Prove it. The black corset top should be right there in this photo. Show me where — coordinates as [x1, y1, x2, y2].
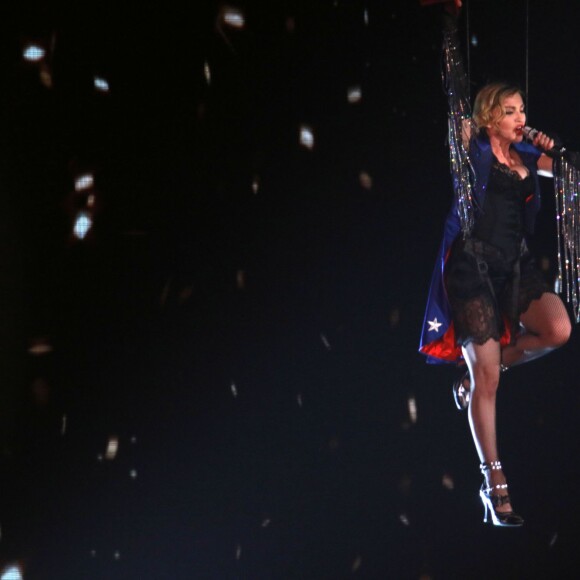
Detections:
[472, 157, 535, 264]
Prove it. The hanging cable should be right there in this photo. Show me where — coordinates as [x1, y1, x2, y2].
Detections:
[525, 0, 530, 111]
[465, 0, 471, 100]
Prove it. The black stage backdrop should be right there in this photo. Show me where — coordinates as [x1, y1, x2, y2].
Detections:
[0, 1, 580, 578]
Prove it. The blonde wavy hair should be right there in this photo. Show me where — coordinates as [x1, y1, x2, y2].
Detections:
[472, 82, 525, 133]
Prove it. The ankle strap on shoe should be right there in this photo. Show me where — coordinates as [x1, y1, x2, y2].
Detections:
[480, 461, 502, 473]
[483, 483, 508, 493]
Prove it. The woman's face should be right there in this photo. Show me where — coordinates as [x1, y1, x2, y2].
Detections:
[489, 93, 526, 143]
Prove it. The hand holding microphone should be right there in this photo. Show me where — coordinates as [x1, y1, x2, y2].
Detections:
[523, 126, 561, 157]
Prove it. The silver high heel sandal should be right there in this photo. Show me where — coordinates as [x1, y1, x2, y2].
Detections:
[479, 461, 524, 527]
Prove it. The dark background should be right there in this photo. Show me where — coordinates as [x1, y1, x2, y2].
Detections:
[1, 0, 580, 578]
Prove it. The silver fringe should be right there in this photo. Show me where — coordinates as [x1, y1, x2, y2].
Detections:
[553, 155, 580, 321]
[443, 31, 475, 237]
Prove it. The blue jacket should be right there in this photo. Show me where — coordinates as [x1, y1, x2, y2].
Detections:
[419, 132, 542, 364]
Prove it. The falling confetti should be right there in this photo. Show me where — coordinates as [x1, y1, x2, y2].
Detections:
[251, 175, 260, 194]
[222, 7, 245, 28]
[363, 8, 369, 25]
[347, 86, 362, 104]
[0, 565, 23, 580]
[28, 337, 52, 356]
[75, 173, 94, 191]
[549, 532, 558, 548]
[204, 61, 211, 84]
[235, 544, 242, 560]
[129, 469, 138, 479]
[407, 396, 417, 424]
[299, 125, 314, 149]
[442, 473, 455, 490]
[399, 514, 410, 526]
[297, 393, 303, 407]
[352, 556, 362, 572]
[61, 414, 67, 436]
[23, 44, 46, 62]
[471, 34, 478, 47]
[39, 63, 53, 88]
[359, 171, 373, 189]
[261, 518, 271, 528]
[94, 76, 110, 92]
[320, 333, 331, 350]
[113, 551, 121, 560]
[73, 211, 93, 240]
[231, 382, 238, 397]
[105, 436, 119, 460]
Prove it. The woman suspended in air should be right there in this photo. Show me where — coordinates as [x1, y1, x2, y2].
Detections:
[419, 0, 577, 526]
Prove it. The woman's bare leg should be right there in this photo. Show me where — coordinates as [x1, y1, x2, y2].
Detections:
[462, 338, 512, 512]
[501, 293, 571, 367]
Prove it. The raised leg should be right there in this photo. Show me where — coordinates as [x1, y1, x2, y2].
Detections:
[501, 293, 571, 368]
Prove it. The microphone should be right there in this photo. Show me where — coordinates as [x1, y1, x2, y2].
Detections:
[522, 126, 566, 157]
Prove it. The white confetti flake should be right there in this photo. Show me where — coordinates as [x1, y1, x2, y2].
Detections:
[235, 544, 242, 560]
[90, 550, 96, 558]
[299, 125, 314, 149]
[399, 514, 410, 526]
[471, 34, 478, 47]
[73, 211, 93, 240]
[131, 436, 137, 444]
[75, 173, 94, 191]
[231, 382, 238, 397]
[320, 333, 331, 351]
[407, 396, 417, 424]
[113, 551, 121, 560]
[251, 176, 260, 194]
[261, 518, 271, 527]
[105, 436, 119, 460]
[61, 414, 67, 436]
[363, 8, 369, 25]
[442, 473, 455, 490]
[1, 565, 23, 580]
[352, 556, 362, 572]
[549, 532, 558, 547]
[359, 171, 373, 190]
[204, 61, 211, 84]
[223, 7, 245, 28]
[129, 469, 138, 479]
[94, 76, 110, 92]
[28, 337, 52, 356]
[347, 85, 362, 104]
[97, 454, 103, 462]
[23, 44, 45, 62]
[297, 393, 303, 407]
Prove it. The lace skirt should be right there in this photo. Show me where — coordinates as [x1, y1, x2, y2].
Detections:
[444, 237, 551, 347]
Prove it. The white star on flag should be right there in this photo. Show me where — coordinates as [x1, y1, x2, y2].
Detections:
[427, 318, 442, 332]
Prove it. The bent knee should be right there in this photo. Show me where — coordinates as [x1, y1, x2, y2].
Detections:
[543, 318, 572, 348]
